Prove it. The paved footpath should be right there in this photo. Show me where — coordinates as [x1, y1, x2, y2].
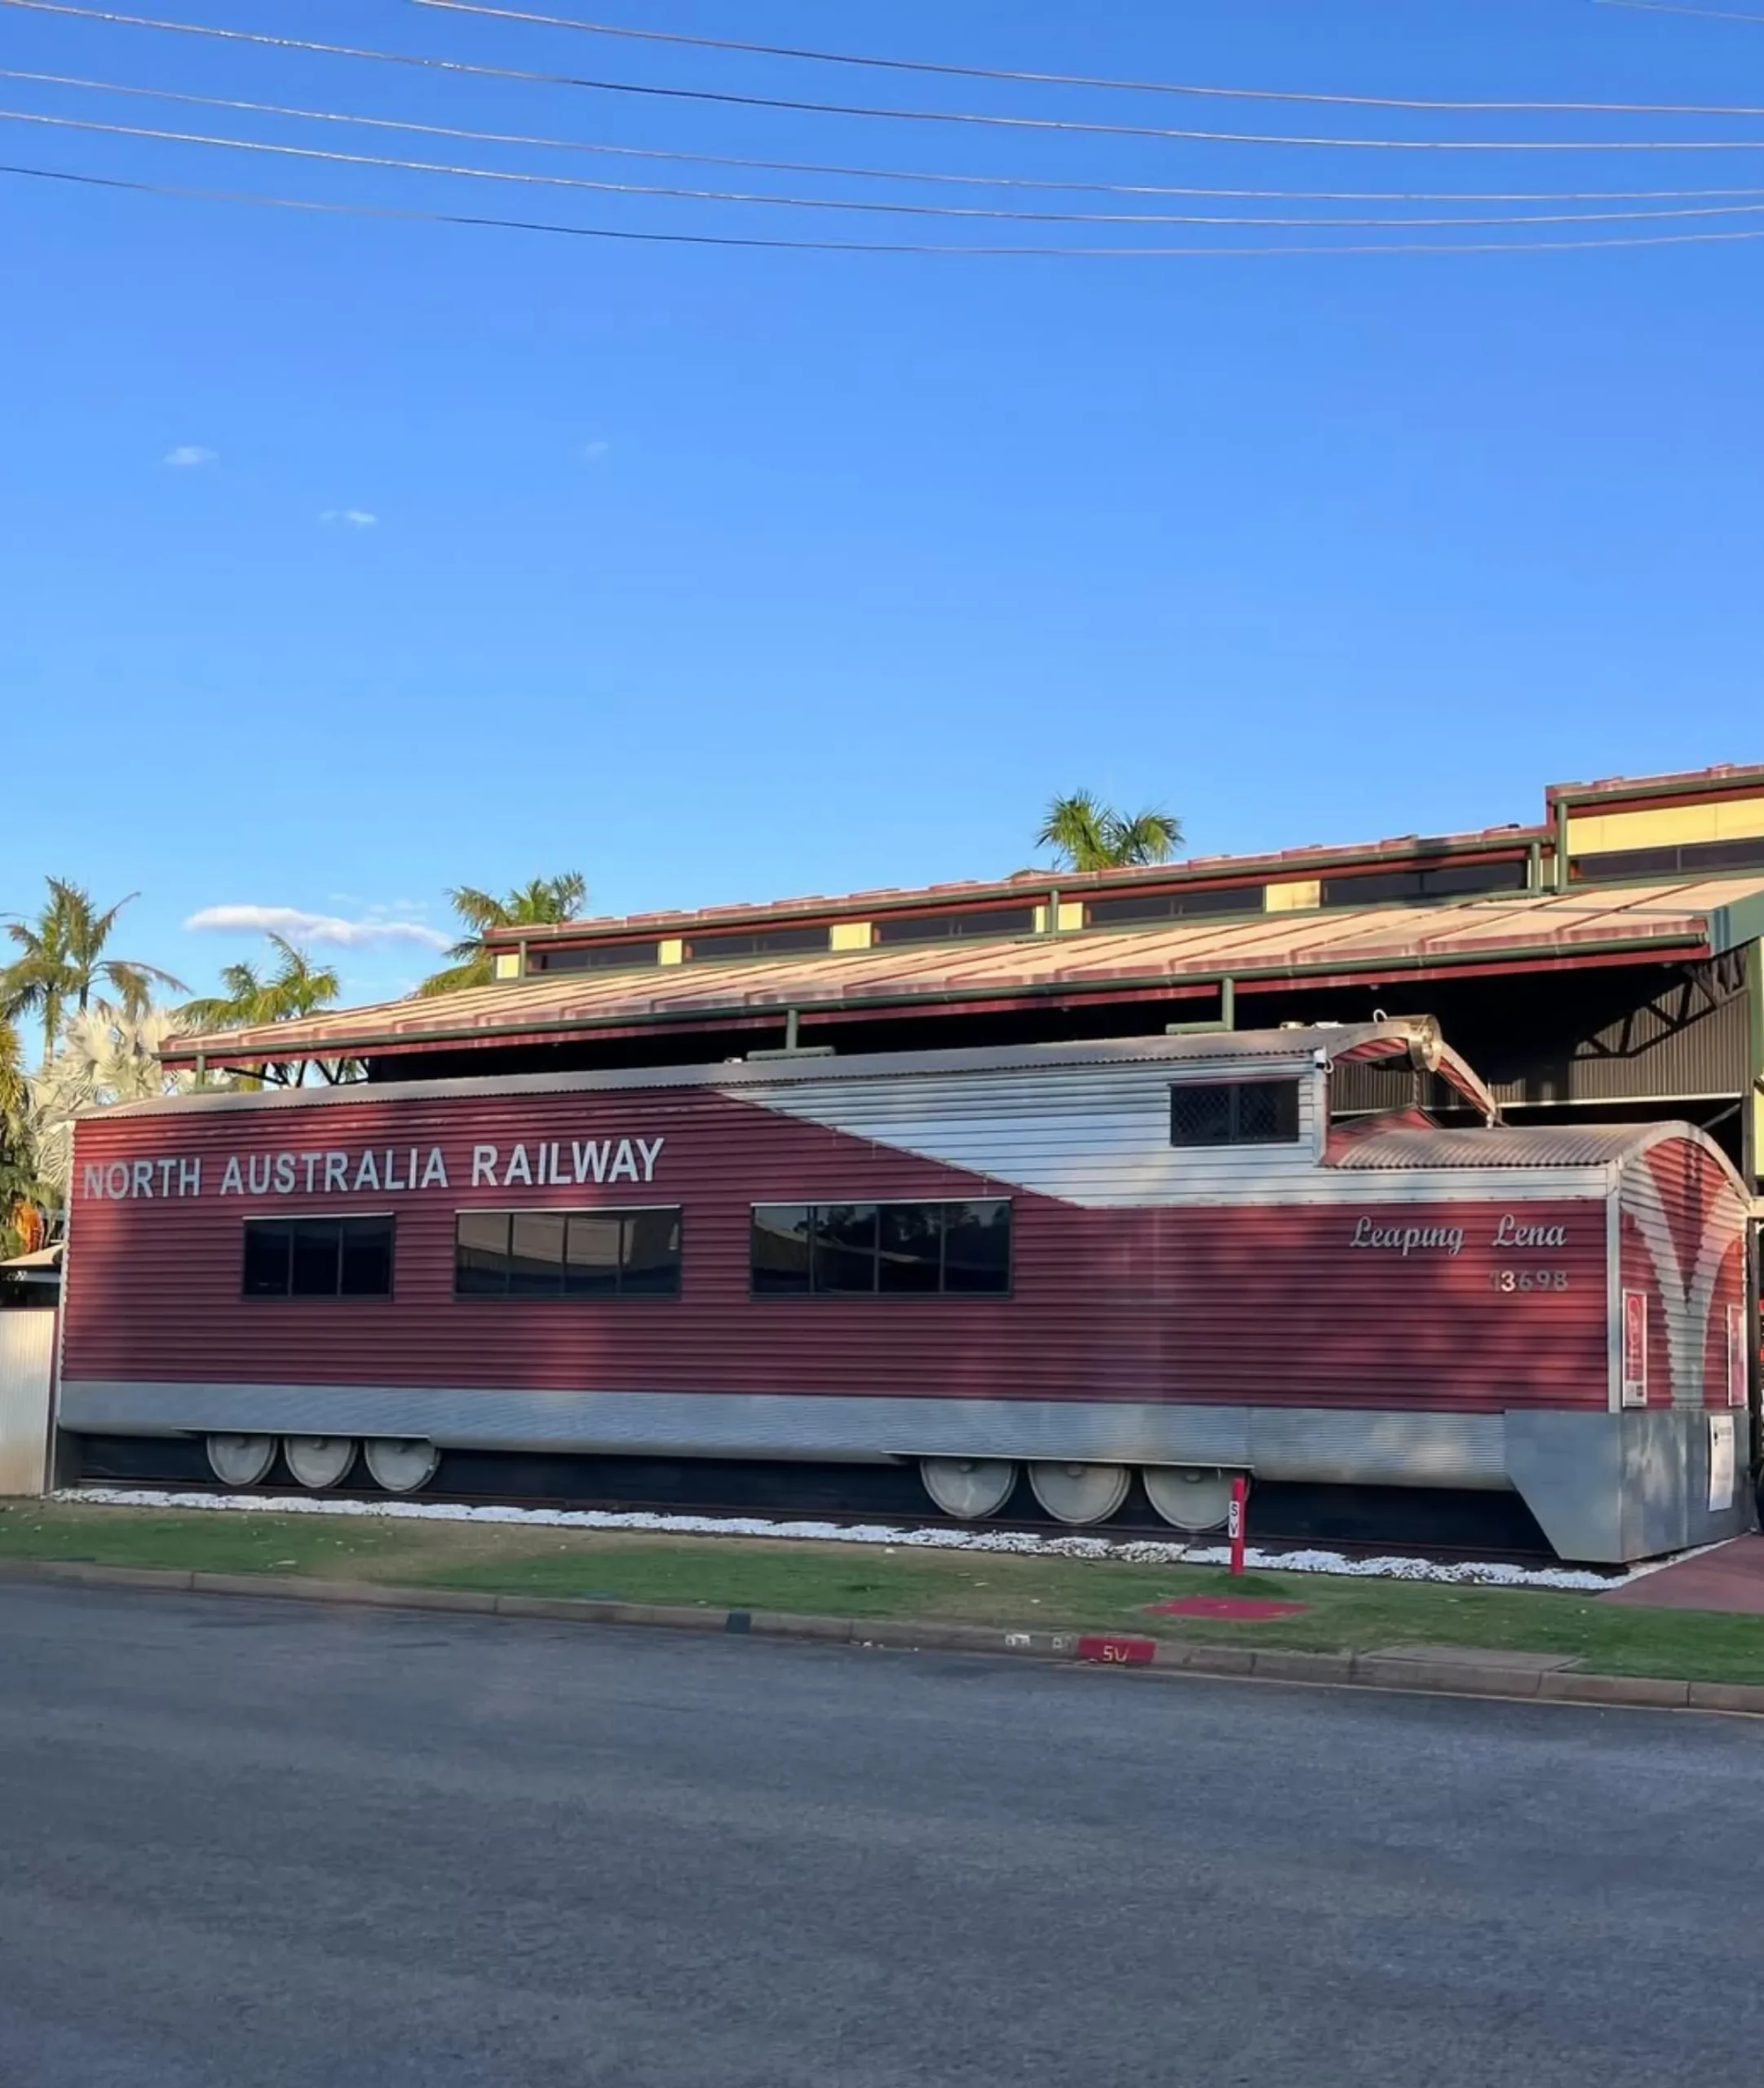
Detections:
[0, 1585, 1759, 2088]
[1602, 1532, 1764, 1614]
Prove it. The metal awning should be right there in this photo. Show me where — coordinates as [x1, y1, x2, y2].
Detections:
[161, 873, 1764, 1072]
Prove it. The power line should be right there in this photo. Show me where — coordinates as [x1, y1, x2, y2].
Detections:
[21, 104, 1764, 226]
[13, 2, 1764, 153]
[413, 0, 1764, 117]
[11, 157, 1764, 253]
[14, 65, 1764, 205]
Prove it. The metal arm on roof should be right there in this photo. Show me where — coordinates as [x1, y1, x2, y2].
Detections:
[1165, 977, 1236, 1035]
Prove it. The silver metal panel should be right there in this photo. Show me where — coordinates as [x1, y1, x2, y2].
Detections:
[1248, 1408, 1507, 1488]
[0, 1312, 56, 1497]
[1502, 1409, 1757, 1562]
[60, 1378, 1508, 1488]
[109, 1024, 1388, 1120]
[1332, 1126, 1644, 1170]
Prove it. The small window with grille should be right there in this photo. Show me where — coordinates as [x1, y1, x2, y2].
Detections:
[1169, 1079, 1302, 1148]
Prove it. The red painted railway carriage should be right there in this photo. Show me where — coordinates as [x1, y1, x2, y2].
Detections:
[59, 1020, 1753, 1563]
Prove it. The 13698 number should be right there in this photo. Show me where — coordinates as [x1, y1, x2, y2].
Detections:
[1489, 1268, 1568, 1292]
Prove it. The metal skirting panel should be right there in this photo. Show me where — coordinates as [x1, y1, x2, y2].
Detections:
[57, 1378, 1509, 1486]
[0, 1312, 56, 1497]
[1504, 1409, 1758, 1562]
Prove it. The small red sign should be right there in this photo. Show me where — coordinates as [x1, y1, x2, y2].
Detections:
[1622, 1289, 1648, 1407]
[1076, 1635, 1156, 1666]
[1144, 1596, 1309, 1621]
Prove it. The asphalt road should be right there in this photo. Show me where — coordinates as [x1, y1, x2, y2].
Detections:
[0, 1587, 1758, 2088]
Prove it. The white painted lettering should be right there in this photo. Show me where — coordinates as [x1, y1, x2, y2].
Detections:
[157, 1157, 177, 1197]
[303, 1152, 321, 1193]
[637, 1135, 665, 1182]
[104, 1161, 130, 1200]
[548, 1141, 566, 1187]
[572, 1139, 608, 1183]
[503, 1145, 533, 1187]
[421, 1148, 450, 1189]
[608, 1139, 639, 1184]
[471, 1145, 498, 1187]
[1492, 1213, 1567, 1250]
[1349, 1215, 1464, 1258]
[353, 1151, 381, 1192]
[382, 1148, 405, 1192]
[220, 1157, 244, 1196]
[82, 1164, 106, 1202]
[273, 1152, 296, 1194]
[323, 1152, 349, 1193]
[178, 1157, 201, 1197]
[246, 1155, 272, 1195]
[130, 1160, 155, 1199]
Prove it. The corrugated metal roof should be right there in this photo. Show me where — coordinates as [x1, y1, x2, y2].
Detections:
[163, 874, 1764, 1068]
[1329, 1125, 1652, 1170]
[130, 1024, 1425, 1118]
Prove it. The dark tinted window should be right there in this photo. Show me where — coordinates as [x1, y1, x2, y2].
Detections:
[243, 1217, 394, 1298]
[1320, 859, 1529, 908]
[750, 1205, 812, 1294]
[241, 1223, 292, 1297]
[878, 1203, 943, 1294]
[684, 923, 831, 961]
[815, 1204, 878, 1293]
[455, 1209, 681, 1297]
[529, 941, 661, 972]
[562, 1212, 622, 1297]
[942, 1202, 1013, 1294]
[752, 1201, 1011, 1296]
[1571, 834, 1764, 884]
[1170, 1080, 1302, 1148]
[338, 1218, 395, 1298]
[455, 1211, 511, 1295]
[621, 1210, 683, 1295]
[1085, 885, 1262, 927]
[870, 907, 1037, 946]
[510, 1211, 568, 1297]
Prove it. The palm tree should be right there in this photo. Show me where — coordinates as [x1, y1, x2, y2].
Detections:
[0, 1011, 38, 1259]
[2, 878, 185, 1067]
[183, 936, 343, 1088]
[1036, 791, 1183, 873]
[418, 872, 588, 996]
[26, 1002, 195, 1202]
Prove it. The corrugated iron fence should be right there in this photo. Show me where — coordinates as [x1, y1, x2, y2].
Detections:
[0, 1311, 55, 1496]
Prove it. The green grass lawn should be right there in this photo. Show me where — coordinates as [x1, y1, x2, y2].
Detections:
[2, 1501, 1761, 1685]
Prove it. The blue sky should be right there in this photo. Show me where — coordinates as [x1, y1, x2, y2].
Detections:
[3, 0, 1762, 1004]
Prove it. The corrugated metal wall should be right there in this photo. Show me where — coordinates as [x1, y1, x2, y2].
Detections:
[1619, 1135, 1750, 1410]
[64, 1064, 1613, 1418]
[0, 1311, 55, 1495]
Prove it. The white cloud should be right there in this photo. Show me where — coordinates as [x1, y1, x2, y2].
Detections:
[185, 904, 450, 952]
[581, 440, 609, 462]
[164, 445, 217, 467]
[319, 509, 378, 528]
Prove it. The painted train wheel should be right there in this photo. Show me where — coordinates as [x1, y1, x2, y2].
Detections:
[1028, 1461, 1130, 1527]
[919, 1457, 1017, 1521]
[206, 1433, 277, 1489]
[1143, 1466, 1234, 1533]
[283, 1436, 358, 1491]
[362, 1437, 440, 1495]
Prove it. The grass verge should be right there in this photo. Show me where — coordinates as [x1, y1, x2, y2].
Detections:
[2, 1502, 1760, 1685]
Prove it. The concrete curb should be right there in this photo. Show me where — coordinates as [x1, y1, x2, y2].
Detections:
[2, 1557, 1760, 1716]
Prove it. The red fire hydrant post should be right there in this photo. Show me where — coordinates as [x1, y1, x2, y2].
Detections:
[1227, 1475, 1249, 1577]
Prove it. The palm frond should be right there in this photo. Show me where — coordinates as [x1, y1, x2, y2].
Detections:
[1106, 808, 1183, 865]
[419, 872, 587, 995]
